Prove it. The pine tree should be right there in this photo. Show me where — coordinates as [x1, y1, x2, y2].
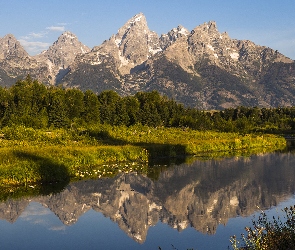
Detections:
[83, 90, 100, 124]
[48, 88, 69, 128]
[98, 90, 121, 125]
[65, 88, 85, 121]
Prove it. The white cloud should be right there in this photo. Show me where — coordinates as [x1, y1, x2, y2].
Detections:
[18, 39, 51, 54]
[20, 35, 30, 40]
[17, 22, 69, 55]
[29, 31, 48, 38]
[20, 32, 48, 41]
[57, 22, 69, 26]
[50, 225, 67, 231]
[20, 202, 52, 218]
[46, 26, 65, 32]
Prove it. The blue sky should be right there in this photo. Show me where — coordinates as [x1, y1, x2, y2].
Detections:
[0, 0, 294, 59]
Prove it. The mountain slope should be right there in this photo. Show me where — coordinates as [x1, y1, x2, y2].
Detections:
[0, 32, 90, 86]
[0, 13, 294, 109]
[34, 31, 90, 84]
[61, 14, 294, 109]
[0, 34, 48, 86]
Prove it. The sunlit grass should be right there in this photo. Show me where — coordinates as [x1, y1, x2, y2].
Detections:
[87, 124, 286, 155]
[0, 124, 287, 198]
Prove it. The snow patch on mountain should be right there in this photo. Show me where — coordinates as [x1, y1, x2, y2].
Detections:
[115, 39, 122, 47]
[207, 44, 214, 51]
[230, 52, 239, 60]
[149, 46, 162, 55]
[118, 51, 130, 66]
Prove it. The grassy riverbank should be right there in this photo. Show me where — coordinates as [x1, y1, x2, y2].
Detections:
[0, 124, 287, 197]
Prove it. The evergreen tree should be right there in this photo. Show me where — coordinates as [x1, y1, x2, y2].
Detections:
[83, 90, 100, 124]
[114, 98, 129, 126]
[48, 88, 69, 128]
[0, 86, 12, 127]
[98, 90, 121, 125]
[30, 80, 49, 128]
[65, 88, 85, 121]
[9, 79, 34, 126]
[124, 96, 140, 126]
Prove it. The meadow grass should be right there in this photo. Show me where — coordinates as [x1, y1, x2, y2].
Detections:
[0, 124, 287, 198]
[86, 124, 286, 156]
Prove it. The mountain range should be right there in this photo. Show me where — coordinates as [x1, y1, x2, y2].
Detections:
[0, 13, 294, 109]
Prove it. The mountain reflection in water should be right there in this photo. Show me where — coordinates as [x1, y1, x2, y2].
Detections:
[1, 151, 295, 248]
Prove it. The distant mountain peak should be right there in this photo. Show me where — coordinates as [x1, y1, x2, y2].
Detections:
[113, 12, 159, 66]
[176, 25, 190, 35]
[54, 31, 80, 46]
[37, 30, 90, 59]
[0, 33, 29, 60]
[61, 31, 76, 36]
[0, 34, 21, 50]
[129, 12, 145, 23]
[2, 33, 17, 41]
[192, 20, 219, 35]
[208, 21, 217, 28]
[159, 25, 190, 50]
[0, 33, 42, 82]
[1, 14, 295, 109]
[117, 12, 149, 37]
[34, 31, 90, 84]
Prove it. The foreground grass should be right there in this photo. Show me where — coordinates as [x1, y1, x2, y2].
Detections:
[0, 124, 287, 198]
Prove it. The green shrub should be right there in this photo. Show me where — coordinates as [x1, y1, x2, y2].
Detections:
[231, 206, 295, 249]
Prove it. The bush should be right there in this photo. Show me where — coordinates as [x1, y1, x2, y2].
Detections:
[231, 206, 295, 249]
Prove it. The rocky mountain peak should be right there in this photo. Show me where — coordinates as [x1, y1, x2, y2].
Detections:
[114, 12, 160, 65]
[160, 25, 190, 49]
[53, 32, 82, 48]
[40, 31, 90, 57]
[176, 25, 190, 35]
[88, 12, 161, 75]
[207, 21, 218, 33]
[115, 13, 149, 45]
[0, 33, 43, 83]
[190, 21, 220, 40]
[1, 33, 18, 44]
[57, 31, 77, 41]
[184, 21, 222, 65]
[0, 34, 29, 60]
[117, 13, 148, 34]
[34, 31, 90, 84]
[1, 14, 295, 109]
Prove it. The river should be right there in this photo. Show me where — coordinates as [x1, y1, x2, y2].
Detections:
[1, 149, 295, 249]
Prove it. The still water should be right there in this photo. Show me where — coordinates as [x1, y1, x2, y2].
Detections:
[1, 150, 295, 250]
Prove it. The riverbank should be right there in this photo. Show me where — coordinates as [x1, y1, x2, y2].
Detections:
[0, 124, 287, 197]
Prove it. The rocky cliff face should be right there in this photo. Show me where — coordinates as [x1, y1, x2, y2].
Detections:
[61, 14, 295, 109]
[0, 32, 89, 86]
[1, 153, 295, 243]
[34, 31, 90, 84]
[62, 13, 162, 92]
[0, 34, 48, 86]
[0, 13, 294, 109]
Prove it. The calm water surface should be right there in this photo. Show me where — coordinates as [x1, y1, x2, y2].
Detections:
[1, 150, 295, 250]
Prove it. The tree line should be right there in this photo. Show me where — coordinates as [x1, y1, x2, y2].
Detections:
[1, 76, 295, 133]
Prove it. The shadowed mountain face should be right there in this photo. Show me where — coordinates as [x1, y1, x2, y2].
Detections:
[1, 152, 295, 243]
[0, 13, 294, 109]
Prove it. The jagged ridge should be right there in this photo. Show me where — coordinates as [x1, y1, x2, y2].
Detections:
[0, 13, 294, 109]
